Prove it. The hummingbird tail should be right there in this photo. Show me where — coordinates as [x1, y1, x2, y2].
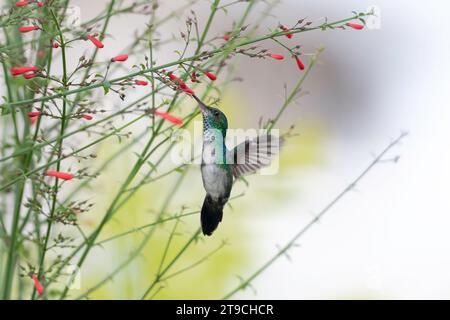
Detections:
[201, 194, 223, 236]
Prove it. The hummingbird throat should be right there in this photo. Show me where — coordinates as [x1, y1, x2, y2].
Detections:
[202, 128, 227, 166]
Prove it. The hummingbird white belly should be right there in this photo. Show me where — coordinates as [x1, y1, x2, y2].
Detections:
[201, 164, 231, 201]
[201, 141, 232, 201]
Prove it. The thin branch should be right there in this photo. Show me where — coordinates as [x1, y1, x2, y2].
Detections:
[223, 132, 408, 299]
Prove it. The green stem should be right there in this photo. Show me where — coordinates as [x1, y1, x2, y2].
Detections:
[95, 211, 199, 247]
[32, 10, 69, 300]
[222, 133, 408, 299]
[0, 114, 148, 193]
[57, 1, 225, 295]
[73, 169, 189, 300]
[267, 46, 324, 132]
[1, 30, 19, 142]
[58, 117, 165, 298]
[141, 228, 201, 299]
[161, 241, 226, 282]
[0, 86, 166, 164]
[1, 181, 25, 299]
[66, 0, 115, 116]
[0, 14, 368, 111]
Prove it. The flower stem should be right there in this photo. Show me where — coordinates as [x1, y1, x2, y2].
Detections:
[222, 132, 408, 299]
[0, 13, 369, 111]
[32, 10, 71, 299]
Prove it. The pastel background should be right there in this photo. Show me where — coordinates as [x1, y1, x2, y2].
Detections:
[9, 0, 449, 299]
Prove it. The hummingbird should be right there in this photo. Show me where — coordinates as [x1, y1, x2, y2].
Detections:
[192, 95, 281, 236]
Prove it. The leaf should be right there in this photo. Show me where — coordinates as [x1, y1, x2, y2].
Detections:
[102, 81, 111, 95]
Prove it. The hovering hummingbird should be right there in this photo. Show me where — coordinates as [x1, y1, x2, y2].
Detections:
[192, 95, 281, 236]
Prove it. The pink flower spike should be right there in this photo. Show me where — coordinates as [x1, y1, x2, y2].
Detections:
[82, 115, 93, 120]
[155, 110, 183, 126]
[24, 73, 39, 79]
[205, 71, 217, 81]
[45, 171, 75, 181]
[88, 35, 104, 49]
[346, 22, 364, 30]
[134, 79, 148, 86]
[269, 53, 285, 60]
[28, 111, 41, 118]
[15, 1, 29, 7]
[19, 26, 39, 33]
[294, 55, 305, 71]
[32, 275, 44, 296]
[10, 66, 39, 76]
[111, 54, 128, 62]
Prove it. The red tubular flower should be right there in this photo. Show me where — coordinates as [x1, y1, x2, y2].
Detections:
[191, 72, 198, 82]
[30, 115, 39, 125]
[169, 72, 187, 85]
[28, 111, 41, 117]
[168, 72, 179, 81]
[19, 26, 39, 33]
[82, 115, 93, 120]
[88, 35, 104, 49]
[45, 171, 75, 181]
[294, 55, 305, 70]
[24, 73, 39, 79]
[346, 22, 364, 30]
[269, 53, 285, 60]
[28, 112, 40, 125]
[10, 66, 39, 76]
[205, 71, 217, 81]
[155, 110, 183, 126]
[280, 25, 293, 39]
[15, 1, 29, 7]
[223, 34, 230, 41]
[135, 79, 148, 86]
[37, 1, 43, 7]
[183, 87, 195, 96]
[168, 72, 194, 95]
[111, 54, 128, 62]
[32, 275, 44, 297]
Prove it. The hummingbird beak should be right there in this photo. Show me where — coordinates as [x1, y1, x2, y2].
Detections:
[192, 94, 208, 115]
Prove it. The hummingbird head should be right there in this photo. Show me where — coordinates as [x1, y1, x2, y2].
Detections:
[193, 95, 228, 137]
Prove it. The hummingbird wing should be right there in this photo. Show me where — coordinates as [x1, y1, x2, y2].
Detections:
[228, 134, 282, 179]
